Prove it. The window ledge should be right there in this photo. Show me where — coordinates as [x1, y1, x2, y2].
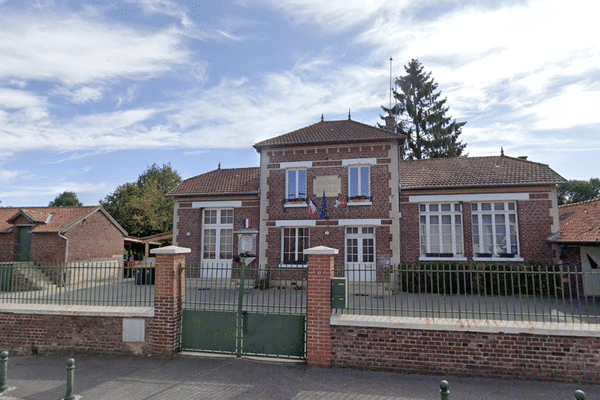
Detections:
[284, 202, 307, 208]
[348, 201, 372, 206]
[278, 264, 308, 268]
[419, 256, 467, 262]
[473, 256, 524, 262]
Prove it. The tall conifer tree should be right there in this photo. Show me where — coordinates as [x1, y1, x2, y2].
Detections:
[383, 59, 466, 159]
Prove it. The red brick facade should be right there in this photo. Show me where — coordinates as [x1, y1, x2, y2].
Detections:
[400, 186, 559, 264]
[173, 195, 261, 266]
[259, 139, 402, 271]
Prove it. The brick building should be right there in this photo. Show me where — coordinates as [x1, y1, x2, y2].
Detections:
[0, 206, 126, 264]
[168, 116, 565, 277]
[550, 198, 600, 295]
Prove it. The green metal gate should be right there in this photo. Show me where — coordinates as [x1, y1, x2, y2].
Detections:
[180, 262, 307, 359]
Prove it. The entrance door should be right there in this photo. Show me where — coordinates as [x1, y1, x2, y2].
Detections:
[345, 227, 376, 282]
[201, 209, 233, 279]
[581, 247, 600, 296]
[17, 227, 32, 261]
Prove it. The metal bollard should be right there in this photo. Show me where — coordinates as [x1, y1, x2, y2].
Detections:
[439, 380, 450, 400]
[64, 358, 75, 400]
[0, 351, 8, 392]
[574, 390, 587, 400]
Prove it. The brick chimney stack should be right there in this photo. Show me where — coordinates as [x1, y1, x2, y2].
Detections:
[384, 114, 396, 133]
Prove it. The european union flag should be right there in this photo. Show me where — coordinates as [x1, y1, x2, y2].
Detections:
[319, 192, 328, 219]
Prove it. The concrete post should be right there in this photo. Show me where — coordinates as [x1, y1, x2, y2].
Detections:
[304, 246, 338, 368]
[150, 245, 190, 356]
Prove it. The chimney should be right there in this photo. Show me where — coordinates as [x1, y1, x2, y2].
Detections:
[384, 114, 395, 133]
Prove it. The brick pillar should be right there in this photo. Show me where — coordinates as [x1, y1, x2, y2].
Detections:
[150, 245, 190, 356]
[305, 246, 338, 368]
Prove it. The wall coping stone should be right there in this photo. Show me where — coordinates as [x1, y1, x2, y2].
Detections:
[331, 314, 600, 337]
[304, 246, 339, 255]
[0, 303, 154, 317]
[150, 245, 191, 255]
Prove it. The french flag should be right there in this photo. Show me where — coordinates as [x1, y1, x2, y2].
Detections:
[307, 197, 318, 219]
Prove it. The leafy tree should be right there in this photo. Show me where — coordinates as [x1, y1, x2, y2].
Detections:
[382, 59, 467, 159]
[558, 178, 600, 205]
[48, 191, 83, 207]
[100, 163, 182, 237]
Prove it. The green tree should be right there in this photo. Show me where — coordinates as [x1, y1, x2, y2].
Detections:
[48, 191, 83, 207]
[100, 163, 182, 237]
[558, 178, 600, 205]
[382, 59, 466, 159]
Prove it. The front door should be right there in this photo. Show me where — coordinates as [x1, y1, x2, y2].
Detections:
[581, 247, 600, 296]
[17, 227, 32, 261]
[345, 226, 376, 282]
[201, 209, 234, 278]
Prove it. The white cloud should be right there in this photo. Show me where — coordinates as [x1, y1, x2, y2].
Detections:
[0, 170, 25, 183]
[266, 0, 400, 32]
[0, 182, 109, 201]
[0, 13, 190, 86]
[53, 86, 105, 104]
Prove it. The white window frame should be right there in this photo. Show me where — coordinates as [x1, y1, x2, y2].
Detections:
[419, 203, 465, 261]
[348, 165, 371, 203]
[286, 168, 307, 202]
[202, 209, 234, 261]
[281, 227, 309, 267]
[471, 201, 522, 261]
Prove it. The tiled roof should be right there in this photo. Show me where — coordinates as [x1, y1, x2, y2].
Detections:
[401, 156, 566, 189]
[167, 167, 260, 197]
[0, 206, 107, 233]
[554, 198, 600, 243]
[253, 119, 403, 149]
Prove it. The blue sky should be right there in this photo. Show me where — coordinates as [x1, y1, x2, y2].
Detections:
[1, 0, 599, 207]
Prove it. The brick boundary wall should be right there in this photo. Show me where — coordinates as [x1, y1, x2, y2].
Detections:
[0, 309, 153, 356]
[0, 246, 189, 358]
[330, 320, 600, 383]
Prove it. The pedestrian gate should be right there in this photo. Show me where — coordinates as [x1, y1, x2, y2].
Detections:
[180, 263, 307, 359]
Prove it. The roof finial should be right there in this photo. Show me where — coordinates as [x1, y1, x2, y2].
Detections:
[218, 162, 221, 169]
[348, 109, 351, 120]
[321, 114, 324, 122]
[500, 147, 504, 157]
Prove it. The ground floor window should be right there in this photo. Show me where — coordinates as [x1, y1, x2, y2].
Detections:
[282, 227, 309, 265]
[202, 209, 234, 261]
[419, 203, 464, 259]
[471, 201, 519, 258]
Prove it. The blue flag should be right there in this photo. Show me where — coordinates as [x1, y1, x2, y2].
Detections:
[319, 192, 328, 219]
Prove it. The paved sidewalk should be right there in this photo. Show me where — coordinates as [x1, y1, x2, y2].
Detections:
[0, 353, 597, 400]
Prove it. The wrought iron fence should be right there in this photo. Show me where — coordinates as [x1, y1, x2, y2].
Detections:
[337, 263, 600, 325]
[0, 261, 155, 307]
[181, 262, 307, 315]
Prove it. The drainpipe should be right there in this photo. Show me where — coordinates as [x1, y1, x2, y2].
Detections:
[58, 232, 69, 286]
[58, 232, 69, 264]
